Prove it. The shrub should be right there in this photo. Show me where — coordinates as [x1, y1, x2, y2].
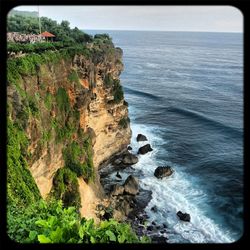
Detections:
[103, 73, 113, 87]
[28, 98, 39, 116]
[113, 79, 124, 103]
[44, 92, 53, 110]
[118, 117, 130, 129]
[8, 199, 150, 243]
[7, 118, 41, 208]
[68, 70, 80, 85]
[62, 140, 94, 182]
[55, 87, 70, 113]
[52, 168, 80, 209]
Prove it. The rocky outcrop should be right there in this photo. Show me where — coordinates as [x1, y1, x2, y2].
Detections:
[110, 184, 124, 196]
[122, 153, 138, 165]
[177, 211, 191, 222]
[138, 144, 153, 154]
[136, 134, 147, 142]
[123, 175, 139, 195]
[154, 166, 173, 179]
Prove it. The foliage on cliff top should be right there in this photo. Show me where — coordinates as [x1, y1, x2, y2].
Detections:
[7, 41, 69, 54]
[8, 199, 150, 243]
[7, 14, 93, 43]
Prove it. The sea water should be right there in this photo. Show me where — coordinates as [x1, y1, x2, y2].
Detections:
[88, 30, 243, 243]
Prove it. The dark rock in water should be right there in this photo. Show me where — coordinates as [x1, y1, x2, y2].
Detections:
[136, 134, 148, 142]
[154, 166, 173, 179]
[163, 223, 167, 228]
[127, 145, 132, 150]
[110, 184, 124, 196]
[177, 211, 191, 222]
[147, 225, 153, 231]
[151, 205, 158, 212]
[116, 171, 122, 179]
[152, 221, 156, 225]
[123, 175, 139, 195]
[138, 144, 153, 154]
[151, 236, 167, 243]
[122, 153, 138, 165]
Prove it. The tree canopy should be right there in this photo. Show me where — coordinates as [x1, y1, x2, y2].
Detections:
[7, 14, 93, 43]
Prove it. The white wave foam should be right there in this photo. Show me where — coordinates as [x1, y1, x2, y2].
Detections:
[145, 62, 159, 69]
[128, 123, 235, 243]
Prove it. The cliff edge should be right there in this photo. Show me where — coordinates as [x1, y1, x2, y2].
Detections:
[7, 36, 131, 220]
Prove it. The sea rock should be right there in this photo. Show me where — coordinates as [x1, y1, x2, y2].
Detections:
[177, 211, 191, 222]
[136, 134, 148, 142]
[154, 166, 173, 179]
[116, 171, 122, 179]
[147, 225, 154, 231]
[110, 184, 124, 196]
[151, 236, 167, 243]
[138, 144, 153, 154]
[123, 175, 139, 195]
[151, 205, 158, 213]
[127, 145, 132, 150]
[122, 153, 138, 165]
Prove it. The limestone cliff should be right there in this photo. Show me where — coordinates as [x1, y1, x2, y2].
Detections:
[7, 39, 131, 219]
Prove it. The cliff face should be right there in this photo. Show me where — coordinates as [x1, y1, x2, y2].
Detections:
[7, 41, 131, 218]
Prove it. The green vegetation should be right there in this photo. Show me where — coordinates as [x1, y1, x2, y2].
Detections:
[44, 92, 53, 110]
[7, 42, 67, 54]
[7, 118, 41, 207]
[63, 140, 94, 182]
[28, 97, 39, 116]
[7, 14, 93, 43]
[41, 130, 52, 145]
[113, 79, 124, 103]
[68, 70, 80, 85]
[52, 168, 80, 209]
[103, 75, 124, 103]
[118, 117, 130, 129]
[7, 45, 92, 86]
[55, 87, 70, 113]
[103, 73, 113, 87]
[7, 199, 150, 243]
[6, 14, 135, 244]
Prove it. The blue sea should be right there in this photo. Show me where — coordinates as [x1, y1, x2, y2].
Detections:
[89, 30, 243, 243]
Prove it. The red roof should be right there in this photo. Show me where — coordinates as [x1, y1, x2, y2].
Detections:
[40, 31, 55, 37]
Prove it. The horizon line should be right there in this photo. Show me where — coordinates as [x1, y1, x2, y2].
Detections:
[82, 29, 243, 34]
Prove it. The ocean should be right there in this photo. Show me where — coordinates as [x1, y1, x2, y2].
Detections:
[88, 30, 243, 243]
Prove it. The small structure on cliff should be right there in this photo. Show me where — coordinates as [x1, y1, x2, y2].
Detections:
[40, 31, 55, 42]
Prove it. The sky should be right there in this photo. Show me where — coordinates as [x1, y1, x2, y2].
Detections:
[12, 5, 243, 33]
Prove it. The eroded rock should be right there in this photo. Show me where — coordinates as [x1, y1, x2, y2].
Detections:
[123, 175, 139, 195]
[177, 211, 191, 222]
[138, 144, 153, 154]
[122, 153, 138, 165]
[154, 166, 173, 179]
[110, 184, 124, 196]
[136, 134, 148, 142]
